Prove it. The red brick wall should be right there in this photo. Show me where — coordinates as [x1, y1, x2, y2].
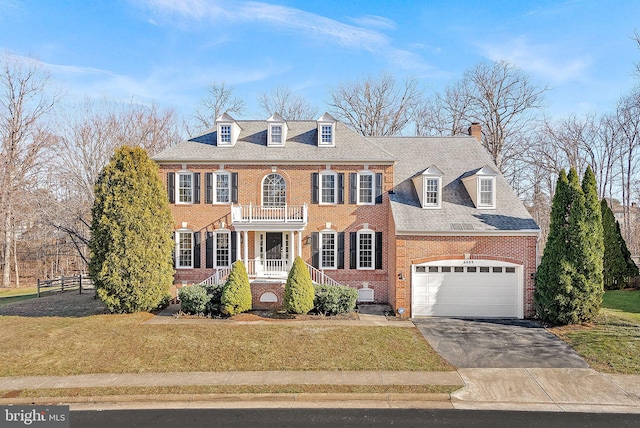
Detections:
[391, 234, 538, 318]
[159, 163, 393, 303]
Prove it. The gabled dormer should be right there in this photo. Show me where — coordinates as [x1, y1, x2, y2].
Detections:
[461, 165, 498, 209]
[316, 112, 337, 147]
[216, 112, 241, 147]
[412, 165, 444, 209]
[267, 113, 288, 147]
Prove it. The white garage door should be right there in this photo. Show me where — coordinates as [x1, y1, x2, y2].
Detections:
[412, 261, 522, 318]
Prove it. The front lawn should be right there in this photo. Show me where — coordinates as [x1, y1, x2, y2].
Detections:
[0, 287, 39, 306]
[552, 289, 640, 374]
[0, 312, 453, 377]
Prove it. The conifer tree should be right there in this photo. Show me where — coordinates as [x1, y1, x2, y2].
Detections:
[601, 199, 629, 289]
[89, 146, 174, 313]
[283, 256, 315, 314]
[220, 260, 252, 315]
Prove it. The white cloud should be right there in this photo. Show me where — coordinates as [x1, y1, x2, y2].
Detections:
[348, 14, 397, 30]
[478, 36, 592, 84]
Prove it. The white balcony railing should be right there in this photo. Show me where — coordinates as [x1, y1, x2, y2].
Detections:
[231, 203, 307, 224]
[246, 259, 291, 277]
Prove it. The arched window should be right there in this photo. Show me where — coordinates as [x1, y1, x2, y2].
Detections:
[262, 173, 286, 206]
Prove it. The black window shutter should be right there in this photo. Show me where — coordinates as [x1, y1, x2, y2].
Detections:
[350, 232, 357, 269]
[231, 173, 239, 204]
[337, 173, 344, 204]
[205, 173, 213, 204]
[311, 232, 319, 269]
[194, 173, 201, 204]
[375, 173, 383, 204]
[349, 173, 357, 204]
[205, 232, 214, 269]
[375, 232, 383, 270]
[230, 231, 237, 262]
[311, 173, 319, 204]
[168, 172, 175, 203]
[193, 231, 201, 268]
[337, 232, 345, 269]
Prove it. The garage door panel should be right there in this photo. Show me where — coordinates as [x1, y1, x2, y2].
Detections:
[412, 262, 521, 318]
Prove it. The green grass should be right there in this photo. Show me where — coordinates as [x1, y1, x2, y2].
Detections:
[552, 289, 640, 374]
[0, 313, 453, 377]
[0, 287, 39, 306]
[2, 384, 460, 399]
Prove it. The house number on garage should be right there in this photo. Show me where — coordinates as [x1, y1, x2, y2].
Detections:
[463, 260, 474, 264]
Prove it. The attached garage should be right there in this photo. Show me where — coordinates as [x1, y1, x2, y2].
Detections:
[411, 260, 523, 318]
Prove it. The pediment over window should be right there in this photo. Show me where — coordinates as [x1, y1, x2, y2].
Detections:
[412, 165, 443, 209]
[267, 113, 288, 147]
[461, 165, 498, 209]
[215, 112, 242, 147]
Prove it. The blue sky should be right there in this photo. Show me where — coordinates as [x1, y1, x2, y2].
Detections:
[1, 0, 639, 123]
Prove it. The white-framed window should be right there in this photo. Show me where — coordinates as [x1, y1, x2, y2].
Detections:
[214, 172, 230, 204]
[262, 173, 286, 206]
[176, 171, 193, 204]
[357, 171, 374, 205]
[219, 125, 231, 144]
[270, 125, 283, 145]
[319, 230, 337, 270]
[320, 171, 336, 204]
[175, 230, 193, 269]
[424, 177, 441, 208]
[215, 231, 230, 268]
[320, 125, 333, 145]
[357, 230, 374, 270]
[479, 177, 495, 208]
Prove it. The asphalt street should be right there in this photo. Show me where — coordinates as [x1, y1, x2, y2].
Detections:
[71, 409, 640, 428]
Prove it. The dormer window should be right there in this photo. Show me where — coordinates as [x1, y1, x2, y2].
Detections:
[267, 113, 287, 147]
[461, 165, 497, 209]
[216, 112, 241, 147]
[317, 112, 337, 147]
[412, 165, 443, 209]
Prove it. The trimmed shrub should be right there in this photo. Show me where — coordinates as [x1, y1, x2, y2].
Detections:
[204, 283, 225, 315]
[314, 284, 358, 315]
[221, 261, 252, 315]
[284, 256, 315, 314]
[178, 285, 209, 315]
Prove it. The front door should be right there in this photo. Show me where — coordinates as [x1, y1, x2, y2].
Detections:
[265, 232, 282, 260]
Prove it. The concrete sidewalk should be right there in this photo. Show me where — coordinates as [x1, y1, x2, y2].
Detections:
[1, 368, 640, 412]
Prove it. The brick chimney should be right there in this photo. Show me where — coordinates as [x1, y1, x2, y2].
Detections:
[468, 122, 481, 142]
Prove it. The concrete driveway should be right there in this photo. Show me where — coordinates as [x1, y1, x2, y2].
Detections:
[413, 317, 589, 369]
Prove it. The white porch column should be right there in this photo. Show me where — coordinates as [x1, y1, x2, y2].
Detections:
[235, 231, 241, 263]
[298, 231, 302, 257]
[243, 230, 248, 266]
[289, 231, 295, 264]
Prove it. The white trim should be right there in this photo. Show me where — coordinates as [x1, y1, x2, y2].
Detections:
[261, 173, 286, 207]
[356, 170, 375, 205]
[478, 177, 496, 209]
[212, 170, 231, 205]
[356, 229, 375, 270]
[175, 170, 193, 205]
[423, 176, 442, 209]
[155, 160, 395, 166]
[213, 229, 231, 268]
[395, 230, 541, 237]
[319, 170, 337, 205]
[319, 230, 338, 270]
[175, 229, 193, 269]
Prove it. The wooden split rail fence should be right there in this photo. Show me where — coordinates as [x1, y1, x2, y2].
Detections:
[37, 274, 93, 297]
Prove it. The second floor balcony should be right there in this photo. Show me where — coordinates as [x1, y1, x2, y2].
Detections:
[231, 203, 308, 227]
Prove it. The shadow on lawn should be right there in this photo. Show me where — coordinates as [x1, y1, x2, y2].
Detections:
[0, 291, 108, 317]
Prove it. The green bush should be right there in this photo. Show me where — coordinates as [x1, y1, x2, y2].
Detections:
[313, 284, 358, 315]
[178, 285, 209, 315]
[284, 257, 315, 314]
[221, 261, 252, 315]
[204, 283, 225, 315]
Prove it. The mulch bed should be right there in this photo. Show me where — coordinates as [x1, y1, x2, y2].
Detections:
[0, 291, 108, 317]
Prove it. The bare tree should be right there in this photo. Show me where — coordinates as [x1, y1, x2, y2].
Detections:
[634, 30, 640, 78]
[192, 82, 245, 132]
[414, 80, 474, 137]
[328, 72, 421, 136]
[257, 86, 317, 120]
[0, 53, 58, 287]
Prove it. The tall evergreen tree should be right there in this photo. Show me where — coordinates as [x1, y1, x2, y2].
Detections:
[535, 168, 603, 324]
[220, 260, 252, 315]
[601, 199, 629, 289]
[283, 256, 315, 314]
[89, 146, 174, 313]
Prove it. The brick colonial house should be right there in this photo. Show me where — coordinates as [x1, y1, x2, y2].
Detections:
[152, 113, 539, 318]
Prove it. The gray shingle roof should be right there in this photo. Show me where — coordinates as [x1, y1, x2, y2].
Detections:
[373, 136, 539, 234]
[152, 121, 395, 163]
